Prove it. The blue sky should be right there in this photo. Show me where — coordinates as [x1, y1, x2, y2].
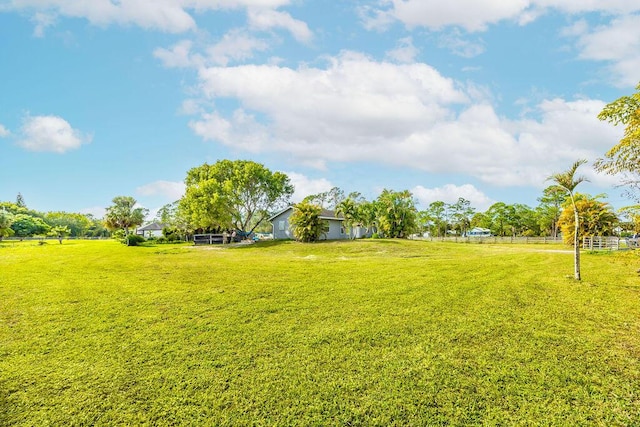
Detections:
[1, 0, 639, 219]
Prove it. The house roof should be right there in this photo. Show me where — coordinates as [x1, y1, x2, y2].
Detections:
[268, 206, 344, 222]
[137, 222, 166, 231]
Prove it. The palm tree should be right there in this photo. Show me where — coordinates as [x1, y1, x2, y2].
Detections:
[336, 197, 359, 239]
[104, 196, 148, 237]
[548, 160, 589, 280]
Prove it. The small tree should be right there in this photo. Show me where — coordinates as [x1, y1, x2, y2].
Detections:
[49, 225, 71, 244]
[0, 211, 14, 241]
[104, 196, 148, 240]
[289, 201, 328, 242]
[376, 189, 417, 238]
[336, 197, 359, 239]
[558, 195, 618, 244]
[548, 160, 589, 280]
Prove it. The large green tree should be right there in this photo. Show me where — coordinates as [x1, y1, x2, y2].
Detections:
[44, 211, 93, 237]
[548, 160, 589, 281]
[104, 196, 148, 237]
[595, 83, 640, 199]
[11, 214, 50, 239]
[181, 160, 293, 235]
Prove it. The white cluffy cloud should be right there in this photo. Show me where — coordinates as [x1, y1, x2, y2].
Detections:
[565, 14, 640, 87]
[285, 172, 334, 203]
[9, 0, 307, 37]
[412, 184, 496, 211]
[18, 115, 91, 153]
[247, 8, 313, 43]
[364, 0, 640, 32]
[136, 180, 186, 201]
[0, 124, 10, 137]
[187, 52, 621, 188]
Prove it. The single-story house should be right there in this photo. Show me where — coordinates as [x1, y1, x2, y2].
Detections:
[466, 227, 492, 237]
[136, 222, 166, 238]
[269, 207, 348, 240]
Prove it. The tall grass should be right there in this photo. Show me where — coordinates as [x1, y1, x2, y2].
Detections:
[1, 239, 639, 425]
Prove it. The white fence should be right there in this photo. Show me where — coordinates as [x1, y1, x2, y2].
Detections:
[413, 236, 564, 245]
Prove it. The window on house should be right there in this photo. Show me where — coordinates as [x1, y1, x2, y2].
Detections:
[278, 220, 285, 231]
[340, 226, 345, 234]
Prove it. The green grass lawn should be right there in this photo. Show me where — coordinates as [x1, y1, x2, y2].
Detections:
[1, 239, 640, 425]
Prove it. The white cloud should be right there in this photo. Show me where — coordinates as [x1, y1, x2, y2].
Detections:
[136, 180, 186, 201]
[31, 11, 56, 37]
[364, 0, 640, 32]
[247, 8, 312, 43]
[437, 30, 485, 58]
[365, 0, 531, 32]
[0, 124, 10, 137]
[153, 39, 203, 68]
[284, 171, 334, 202]
[412, 184, 496, 211]
[206, 29, 271, 66]
[188, 53, 622, 188]
[566, 14, 640, 87]
[8, 0, 298, 34]
[18, 115, 91, 153]
[385, 37, 419, 63]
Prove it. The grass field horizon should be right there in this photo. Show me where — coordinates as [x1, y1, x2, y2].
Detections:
[2, 239, 640, 425]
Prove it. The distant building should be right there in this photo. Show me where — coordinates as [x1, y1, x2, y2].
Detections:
[136, 222, 166, 238]
[466, 227, 492, 237]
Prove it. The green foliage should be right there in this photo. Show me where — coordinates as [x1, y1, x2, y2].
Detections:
[15, 192, 26, 208]
[44, 211, 93, 237]
[123, 234, 146, 246]
[335, 197, 360, 239]
[0, 211, 14, 240]
[558, 194, 619, 245]
[181, 160, 294, 234]
[537, 185, 566, 238]
[596, 83, 640, 199]
[548, 160, 589, 280]
[104, 196, 148, 236]
[2, 240, 640, 425]
[303, 186, 344, 210]
[376, 189, 417, 238]
[289, 201, 329, 242]
[179, 160, 293, 233]
[48, 225, 71, 244]
[10, 213, 50, 238]
[423, 200, 448, 237]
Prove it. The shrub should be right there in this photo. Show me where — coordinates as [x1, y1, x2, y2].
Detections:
[289, 202, 329, 243]
[124, 234, 146, 246]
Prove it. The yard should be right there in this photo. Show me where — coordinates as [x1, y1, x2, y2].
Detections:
[1, 239, 639, 425]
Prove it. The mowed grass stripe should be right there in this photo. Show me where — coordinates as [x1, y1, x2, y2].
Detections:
[1, 240, 639, 425]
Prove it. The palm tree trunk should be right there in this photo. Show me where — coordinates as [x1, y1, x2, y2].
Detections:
[573, 202, 581, 281]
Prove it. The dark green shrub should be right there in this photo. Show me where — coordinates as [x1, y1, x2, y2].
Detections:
[124, 234, 146, 246]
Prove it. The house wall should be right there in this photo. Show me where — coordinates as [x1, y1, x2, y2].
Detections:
[272, 209, 294, 240]
[323, 219, 346, 240]
[271, 209, 348, 240]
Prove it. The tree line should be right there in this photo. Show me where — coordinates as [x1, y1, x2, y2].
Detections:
[0, 194, 108, 243]
[3, 83, 640, 251]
